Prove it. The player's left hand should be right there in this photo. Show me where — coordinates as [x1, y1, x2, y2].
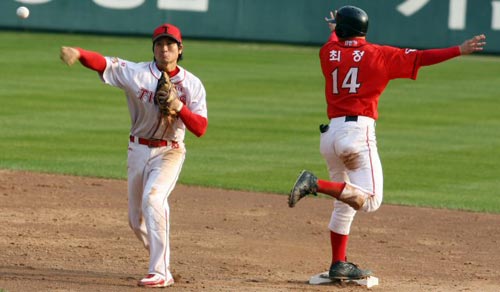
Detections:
[459, 34, 486, 55]
[325, 10, 337, 32]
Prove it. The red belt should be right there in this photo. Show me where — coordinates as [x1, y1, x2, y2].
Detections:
[129, 135, 178, 148]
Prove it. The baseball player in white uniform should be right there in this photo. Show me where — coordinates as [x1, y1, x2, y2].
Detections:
[60, 23, 208, 288]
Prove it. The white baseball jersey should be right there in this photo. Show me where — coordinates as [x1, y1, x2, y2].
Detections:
[101, 57, 207, 142]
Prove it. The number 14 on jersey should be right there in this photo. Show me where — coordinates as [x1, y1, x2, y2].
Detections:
[332, 67, 361, 94]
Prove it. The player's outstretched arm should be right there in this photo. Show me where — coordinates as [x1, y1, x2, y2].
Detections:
[459, 34, 486, 55]
[60, 46, 80, 66]
[60, 47, 106, 73]
[420, 34, 486, 66]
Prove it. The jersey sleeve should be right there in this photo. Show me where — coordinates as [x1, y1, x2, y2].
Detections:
[179, 76, 208, 137]
[101, 57, 134, 89]
[380, 46, 422, 80]
[186, 78, 208, 118]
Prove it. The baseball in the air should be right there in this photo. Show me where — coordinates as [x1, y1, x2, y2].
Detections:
[16, 6, 30, 19]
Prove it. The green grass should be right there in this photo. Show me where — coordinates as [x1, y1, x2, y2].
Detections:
[1, 31, 499, 213]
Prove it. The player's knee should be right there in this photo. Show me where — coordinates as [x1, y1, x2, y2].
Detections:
[330, 206, 356, 234]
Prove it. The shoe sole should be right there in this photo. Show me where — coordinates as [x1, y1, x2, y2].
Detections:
[329, 272, 372, 280]
[329, 275, 367, 280]
[288, 170, 307, 207]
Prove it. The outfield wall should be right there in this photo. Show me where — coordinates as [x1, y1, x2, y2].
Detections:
[1, 0, 499, 52]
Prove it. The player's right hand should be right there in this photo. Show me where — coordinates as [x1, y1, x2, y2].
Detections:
[325, 10, 337, 32]
[459, 34, 486, 55]
[60, 46, 80, 66]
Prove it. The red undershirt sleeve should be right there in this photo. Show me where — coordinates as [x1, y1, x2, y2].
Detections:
[76, 48, 106, 74]
[328, 31, 339, 42]
[177, 106, 208, 137]
[419, 46, 461, 66]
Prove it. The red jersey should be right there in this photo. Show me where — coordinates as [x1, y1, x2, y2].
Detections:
[319, 33, 423, 120]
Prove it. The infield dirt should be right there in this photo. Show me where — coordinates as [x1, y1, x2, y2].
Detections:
[1, 169, 499, 291]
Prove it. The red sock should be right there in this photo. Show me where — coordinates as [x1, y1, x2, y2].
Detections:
[317, 180, 346, 198]
[330, 231, 348, 263]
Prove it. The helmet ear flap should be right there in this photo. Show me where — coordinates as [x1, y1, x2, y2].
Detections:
[335, 23, 367, 38]
[335, 25, 346, 38]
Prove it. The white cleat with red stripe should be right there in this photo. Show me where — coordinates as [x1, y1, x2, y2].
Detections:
[138, 273, 174, 288]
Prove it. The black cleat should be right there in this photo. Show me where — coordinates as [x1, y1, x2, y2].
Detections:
[288, 170, 318, 207]
[329, 261, 372, 280]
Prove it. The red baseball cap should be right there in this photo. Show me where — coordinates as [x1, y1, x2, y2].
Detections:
[152, 23, 182, 44]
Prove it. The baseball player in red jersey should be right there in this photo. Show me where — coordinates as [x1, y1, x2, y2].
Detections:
[60, 24, 208, 288]
[289, 6, 486, 280]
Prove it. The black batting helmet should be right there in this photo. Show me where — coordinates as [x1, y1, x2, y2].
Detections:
[335, 5, 369, 38]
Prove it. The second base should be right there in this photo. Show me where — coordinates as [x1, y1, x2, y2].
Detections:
[309, 271, 379, 288]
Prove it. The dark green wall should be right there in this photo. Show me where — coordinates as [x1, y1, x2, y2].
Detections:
[1, 0, 498, 52]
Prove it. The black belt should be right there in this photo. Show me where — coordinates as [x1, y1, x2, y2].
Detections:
[345, 116, 358, 122]
[319, 116, 359, 133]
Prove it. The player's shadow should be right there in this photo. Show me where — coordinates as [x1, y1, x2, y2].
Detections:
[0, 265, 138, 289]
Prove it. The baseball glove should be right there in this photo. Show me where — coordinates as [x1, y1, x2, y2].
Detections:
[155, 71, 180, 125]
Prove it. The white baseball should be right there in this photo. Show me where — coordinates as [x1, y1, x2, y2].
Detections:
[16, 6, 30, 19]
